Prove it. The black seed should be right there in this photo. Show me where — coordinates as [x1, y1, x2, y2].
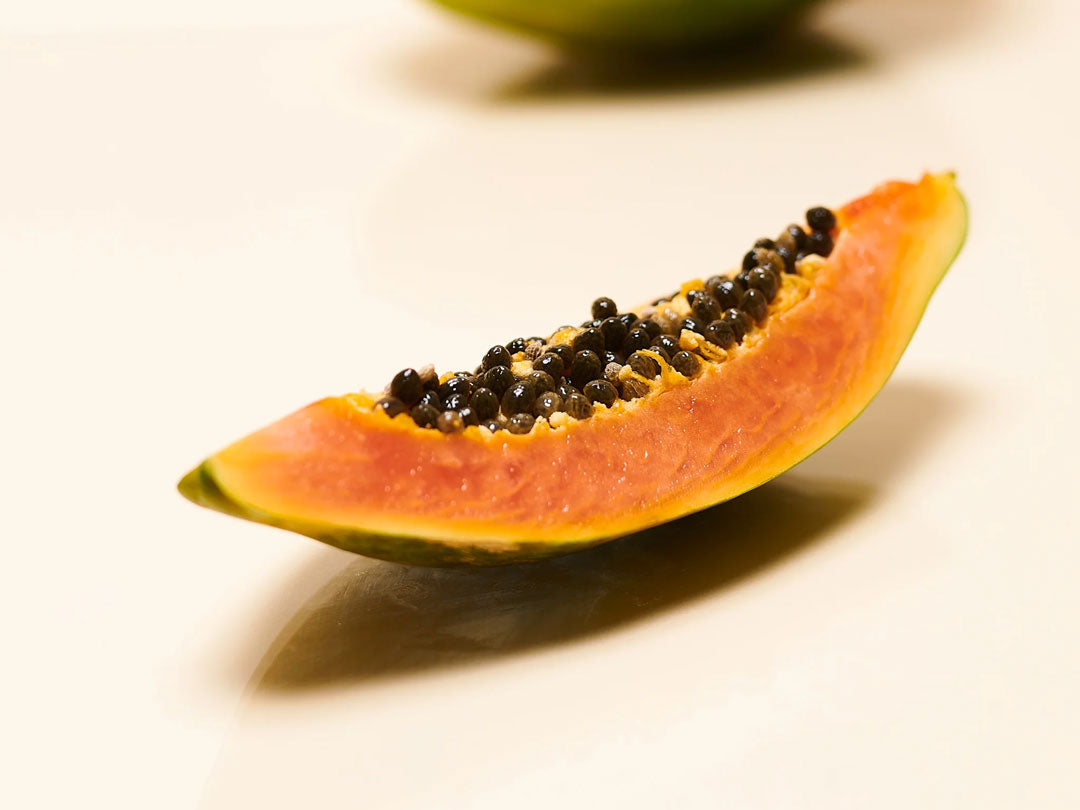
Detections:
[375, 396, 407, 418]
[534, 352, 564, 380]
[570, 350, 603, 388]
[526, 370, 555, 394]
[501, 381, 536, 416]
[534, 391, 563, 419]
[742, 250, 758, 272]
[436, 410, 465, 434]
[554, 380, 579, 400]
[505, 337, 526, 354]
[806, 206, 836, 232]
[602, 350, 621, 366]
[754, 237, 777, 250]
[438, 375, 473, 400]
[482, 345, 511, 371]
[617, 312, 639, 331]
[722, 308, 752, 342]
[443, 392, 468, 412]
[621, 377, 650, 400]
[691, 292, 722, 323]
[470, 387, 499, 420]
[599, 316, 628, 351]
[418, 390, 442, 410]
[735, 270, 753, 291]
[671, 351, 702, 377]
[572, 327, 605, 355]
[457, 406, 480, 426]
[652, 334, 679, 358]
[747, 267, 778, 301]
[584, 379, 618, 407]
[482, 365, 514, 397]
[628, 351, 661, 379]
[686, 289, 703, 307]
[591, 297, 618, 320]
[507, 413, 535, 435]
[706, 277, 741, 310]
[564, 393, 593, 420]
[680, 316, 704, 335]
[622, 330, 643, 354]
[741, 288, 768, 322]
[389, 369, 422, 406]
[704, 320, 736, 349]
[481, 418, 503, 432]
[546, 344, 574, 367]
[410, 402, 440, 429]
[786, 223, 809, 251]
[640, 319, 662, 339]
[776, 246, 797, 273]
[604, 361, 623, 382]
[580, 319, 602, 329]
[807, 229, 834, 256]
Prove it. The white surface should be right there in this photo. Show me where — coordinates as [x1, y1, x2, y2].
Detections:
[2, 1, 1078, 808]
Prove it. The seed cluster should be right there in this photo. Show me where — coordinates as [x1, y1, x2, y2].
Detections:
[373, 208, 837, 434]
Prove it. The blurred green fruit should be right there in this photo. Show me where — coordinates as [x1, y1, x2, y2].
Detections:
[429, 0, 822, 49]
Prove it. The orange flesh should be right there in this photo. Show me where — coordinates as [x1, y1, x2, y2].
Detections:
[180, 173, 967, 565]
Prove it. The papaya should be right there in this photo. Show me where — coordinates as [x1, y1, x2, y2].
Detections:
[179, 173, 967, 566]
[428, 0, 822, 50]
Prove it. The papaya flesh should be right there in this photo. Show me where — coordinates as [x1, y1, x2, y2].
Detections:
[179, 173, 967, 566]
[428, 0, 822, 50]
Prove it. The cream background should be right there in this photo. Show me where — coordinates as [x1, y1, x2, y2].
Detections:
[1, 1, 1077, 807]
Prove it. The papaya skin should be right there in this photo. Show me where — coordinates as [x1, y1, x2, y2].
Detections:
[179, 173, 968, 566]
[428, 0, 823, 51]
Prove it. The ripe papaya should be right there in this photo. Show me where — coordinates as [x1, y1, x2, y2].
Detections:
[179, 173, 967, 566]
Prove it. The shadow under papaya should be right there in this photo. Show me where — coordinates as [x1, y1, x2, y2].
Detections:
[246, 378, 971, 693]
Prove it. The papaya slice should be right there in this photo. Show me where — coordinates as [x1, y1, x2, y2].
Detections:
[179, 173, 967, 566]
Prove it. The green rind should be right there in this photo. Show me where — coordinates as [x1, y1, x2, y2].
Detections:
[429, 0, 822, 50]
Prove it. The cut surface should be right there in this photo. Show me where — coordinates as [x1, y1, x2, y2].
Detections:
[179, 173, 967, 565]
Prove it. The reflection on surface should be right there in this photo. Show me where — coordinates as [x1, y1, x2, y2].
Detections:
[247, 379, 969, 693]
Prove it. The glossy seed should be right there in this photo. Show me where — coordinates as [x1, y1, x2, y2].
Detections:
[410, 402, 439, 429]
[680, 316, 704, 335]
[747, 267, 778, 301]
[754, 237, 777, 250]
[617, 312, 639, 331]
[572, 327, 605, 356]
[753, 248, 786, 277]
[776, 246, 797, 273]
[621, 376, 651, 400]
[526, 370, 555, 394]
[706, 277, 741, 310]
[555, 380, 579, 400]
[786, 223, 809, 251]
[570, 350, 603, 388]
[470, 387, 499, 420]
[546, 344, 574, 367]
[457, 406, 480, 427]
[599, 316, 628, 351]
[564, 392, 593, 420]
[735, 270, 753, 291]
[704, 320, 736, 349]
[534, 352, 564, 380]
[584, 379, 618, 407]
[623, 327, 651, 355]
[591, 297, 618, 320]
[482, 365, 514, 397]
[652, 334, 679, 358]
[722, 308, 752, 342]
[418, 390, 442, 410]
[443, 391, 468, 412]
[741, 288, 768, 322]
[501, 381, 536, 416]
[389, 369, 422, 406]
[602, 350, 621, 366]
[533, 391, 563, 418]
[507, 413, 535, 435]
[691, 292, 722, 323]
[807, 229, 834, 256]
[436, 410, 465, 434]
[505, 337, 526, 354]
[741, 250, 758, 272]
[481, 418, 503, 432]
[671, 351, 702, 377]
[806, 206, 836, 231]
[482, 345, 511, 371]
[375, 396, 407, 418]
[438, 375, 473, 400]
[639, 319, 662, 339]
[628, 350, 661, 379]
